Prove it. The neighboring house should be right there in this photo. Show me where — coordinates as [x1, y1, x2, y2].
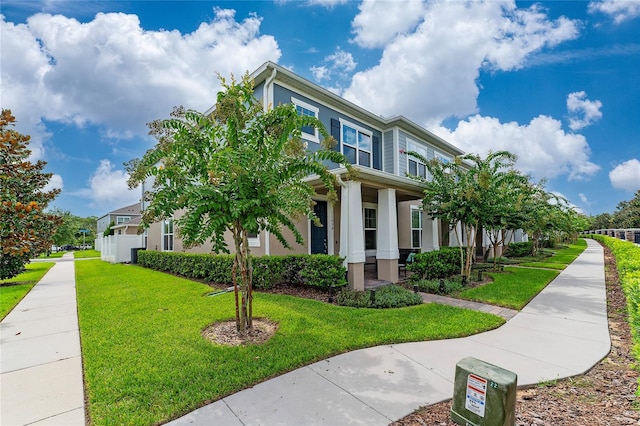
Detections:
[143, 62, 519, 290]
[96, 203, 142, 238]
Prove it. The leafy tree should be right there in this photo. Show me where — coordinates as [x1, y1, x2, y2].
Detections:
[103, 221, 115, 237]
[408, 150, 520, 279]
[127, 74, 350, 333]
[611, 190, 640, 228]
[51, 209, 97, 247]
[0, 109, 61, 279]
[591, 212, 612, 230]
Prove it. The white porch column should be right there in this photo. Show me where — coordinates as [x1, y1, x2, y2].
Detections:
[432, 218, 440, 250]
[339, 181, 365, 290]
[376, 189, 399, 283]
[422, 215, 439, 252]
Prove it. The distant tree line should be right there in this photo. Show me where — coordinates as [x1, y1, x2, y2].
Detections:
[589, 190, 640, 230]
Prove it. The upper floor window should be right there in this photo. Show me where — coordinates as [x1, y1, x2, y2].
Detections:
[435, 151, 451, 164]
[407, 141, 428, 178]
[116, 216, 131, 224]
[340, 119, 371, 167]
[292, 97, 319, 143]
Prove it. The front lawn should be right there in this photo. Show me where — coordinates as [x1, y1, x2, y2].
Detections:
[459, 266, 560, 309]
[76, 260, 504, 425]
[0, 262, 55, 319]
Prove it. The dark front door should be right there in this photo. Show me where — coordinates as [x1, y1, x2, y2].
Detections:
[310, 200, 328, 254]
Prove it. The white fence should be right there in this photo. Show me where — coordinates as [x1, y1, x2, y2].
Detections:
[99, 234, 144, 263]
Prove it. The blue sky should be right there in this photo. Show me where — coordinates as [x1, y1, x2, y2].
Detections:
[2, 0, 639, 218]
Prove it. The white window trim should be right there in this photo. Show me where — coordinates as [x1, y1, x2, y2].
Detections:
[116, 216, 131, 224]
[406, 139, 430, 178]
[411, 206, 423, 249]
[162, 218, 174, 252]
[435, 150, 451, 164]
[292, 96, 320, 143]
[363, 203, 377, 255]
[339, 118, 372, 167]
[248, 233, 261, 248]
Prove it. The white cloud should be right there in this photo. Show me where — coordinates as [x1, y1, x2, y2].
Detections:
[307, 0, 348, 7]
[76, 159, 140, 208]
[0, 9, 281, 161]
[578, 193, 589, 203]
[433, 114, 600, 181]
[351, 0, 426, 48]
[310, 47, 356, 82]
[343, 0, 580, 124]
[609, 159, 640, 191]
[566, 91, 603, 130]
[42, 173, 63, 192]
[588, 0, 640, 24]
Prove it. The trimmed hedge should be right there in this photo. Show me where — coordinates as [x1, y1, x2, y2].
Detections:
[336, 285, 423, 308]
[137, 250, 347, 290]
[588, 235, 640, 394]
[504, 241, 533, 257]
[407, 247, 462, 281]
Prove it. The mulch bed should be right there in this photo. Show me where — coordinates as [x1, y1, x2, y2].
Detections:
[391, 243, 640, 426]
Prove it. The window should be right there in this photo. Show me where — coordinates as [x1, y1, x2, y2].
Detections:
[247, 232, 260, 247]
[411, 207, 422, 249]
[292, 97, 319, 143]
[435, 151, 451, 164]
[364, 208, 377, 250]
[341, 119, 372, 167]
[162, 218, 174, 252]
[116, 216, 131, 224]
[407, 141, 428, 178]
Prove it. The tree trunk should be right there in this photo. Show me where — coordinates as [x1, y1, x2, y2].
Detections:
[232, 225, 254, 334]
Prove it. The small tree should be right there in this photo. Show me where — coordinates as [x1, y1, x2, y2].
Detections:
[407, 150, 519, 280]
[0, 109, 61, 279]
[127, 74, 350, 333]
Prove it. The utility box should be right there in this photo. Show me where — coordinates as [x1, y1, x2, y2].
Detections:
[450, 357, 517, 426]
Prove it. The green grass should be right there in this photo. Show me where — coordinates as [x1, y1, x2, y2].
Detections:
[518, 262, 567, 270]
[0, 262, 55, 319]
[76, 260, 504, 425]
[459, 266, 560, 309]
[38, 251, 66, 258]
[73, 249, 100, 258]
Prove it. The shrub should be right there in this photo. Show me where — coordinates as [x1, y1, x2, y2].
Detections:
[414, 276, 464, 295]
[136, 250, 346, 290]
[504, 242, 533, 258]
[588, 234, 640, 386]
[336, 285, 423, 308]
[408, 247, 461, 281]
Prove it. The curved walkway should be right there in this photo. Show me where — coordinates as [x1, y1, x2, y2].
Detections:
[169, 239, 609, 425]
[0, 240, 608, 426]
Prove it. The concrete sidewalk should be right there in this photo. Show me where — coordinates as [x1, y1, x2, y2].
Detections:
[169, 239, 609, 426]
[0, 254, 85, 425]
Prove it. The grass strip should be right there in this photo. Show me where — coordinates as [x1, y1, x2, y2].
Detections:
[73, 249, 101, 259]
[0, 262, 55, 319]
[76, 260, 504, 425]
[518, 262, 567, 270]
[459, 266, 560, 309]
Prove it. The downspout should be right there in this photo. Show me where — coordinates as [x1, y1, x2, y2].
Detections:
[263, 67, 277, 111]
[263, 67, 277, 254]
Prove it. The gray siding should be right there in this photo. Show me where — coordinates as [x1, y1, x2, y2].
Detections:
[272, 83, 383, 170]
[383, 130, 394, 174]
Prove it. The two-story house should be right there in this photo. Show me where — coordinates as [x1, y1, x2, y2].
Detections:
[143, 62, 468, 290]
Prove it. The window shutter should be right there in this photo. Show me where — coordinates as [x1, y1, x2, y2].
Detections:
[372, 134, 381, 170]
[330, 118, 340, 152]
